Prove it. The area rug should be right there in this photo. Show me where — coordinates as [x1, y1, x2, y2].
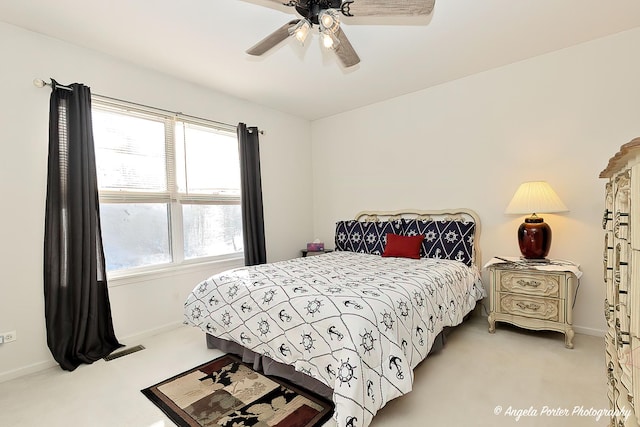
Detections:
[141, 354, 334, 427]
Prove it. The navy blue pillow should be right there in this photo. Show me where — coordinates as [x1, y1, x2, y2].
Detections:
[401, 219, 476, 266]
[335, 220, 403, 255]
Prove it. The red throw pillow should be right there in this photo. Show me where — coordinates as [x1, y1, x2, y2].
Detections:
[382, 233, 424, 259]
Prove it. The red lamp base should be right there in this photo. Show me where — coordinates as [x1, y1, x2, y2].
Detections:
[517, 215, 552, 259]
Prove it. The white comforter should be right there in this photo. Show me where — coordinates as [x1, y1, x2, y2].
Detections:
[184, 251, 485, 427]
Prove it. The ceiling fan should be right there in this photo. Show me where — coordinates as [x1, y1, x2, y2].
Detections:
[246, 0, 435, 68]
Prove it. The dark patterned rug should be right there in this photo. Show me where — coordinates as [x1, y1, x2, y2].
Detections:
[142, 354, 334, 427]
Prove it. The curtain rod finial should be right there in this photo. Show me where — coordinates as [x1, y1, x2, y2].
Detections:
[33, 78, 46, 88]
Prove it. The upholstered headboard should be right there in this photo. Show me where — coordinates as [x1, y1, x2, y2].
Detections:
[339, 208, 482, 269]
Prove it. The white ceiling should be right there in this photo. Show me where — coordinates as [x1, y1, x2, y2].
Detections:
[2, 0, 640, 120]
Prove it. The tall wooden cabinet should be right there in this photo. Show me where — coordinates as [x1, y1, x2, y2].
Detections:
[601, 137, 640, 427]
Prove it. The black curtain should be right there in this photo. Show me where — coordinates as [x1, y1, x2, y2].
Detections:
[44, 80, 122, 371]
[237, 123, 267, 266]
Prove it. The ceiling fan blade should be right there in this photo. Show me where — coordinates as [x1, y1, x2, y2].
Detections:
[341, 0, 435, 17]
[334, 27, 360, 68]
[265, 0, 297, 6]
[246, 20, 300, 56]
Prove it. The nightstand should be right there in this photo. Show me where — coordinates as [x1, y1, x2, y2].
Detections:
[301, 249, 333, 257]
[486, 257, 581, 349]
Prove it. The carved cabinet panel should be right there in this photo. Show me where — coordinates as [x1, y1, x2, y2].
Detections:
[601, 138, 640, 426]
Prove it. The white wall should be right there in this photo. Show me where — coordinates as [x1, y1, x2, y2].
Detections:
[0, 22, 314, 381]
[311, 28, 640, 336]
[3, 20, 639, 383]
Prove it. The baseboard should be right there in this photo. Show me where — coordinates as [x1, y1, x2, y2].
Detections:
[573, 325, 606, 337]
[0, 359, 58, 384]
[0, 321, 184, 385]
[117, 321, 184, 346]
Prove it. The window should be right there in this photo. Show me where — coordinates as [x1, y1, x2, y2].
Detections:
[92, 99, 243, 274]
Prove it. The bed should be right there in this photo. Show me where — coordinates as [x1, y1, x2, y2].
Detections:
[184, 209, 486, 427]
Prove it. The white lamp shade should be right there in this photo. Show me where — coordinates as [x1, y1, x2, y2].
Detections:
[505, 181, 569, 215]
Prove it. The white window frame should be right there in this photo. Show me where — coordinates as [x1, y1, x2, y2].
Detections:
[92, 97, 244, 282]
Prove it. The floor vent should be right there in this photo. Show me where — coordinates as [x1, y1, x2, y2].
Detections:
[104, 345, 145, 361]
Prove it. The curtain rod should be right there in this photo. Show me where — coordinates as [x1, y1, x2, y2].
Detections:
[33, 78, 264, 135]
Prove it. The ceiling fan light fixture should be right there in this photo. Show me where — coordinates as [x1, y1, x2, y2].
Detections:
[289, 19, 311, 44]
[247, 0, 367, 68]
[318, 9, 340, 34]
[321, 31, 339, 50]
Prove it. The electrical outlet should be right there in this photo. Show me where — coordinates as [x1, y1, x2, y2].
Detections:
[0, 331, 16, 343]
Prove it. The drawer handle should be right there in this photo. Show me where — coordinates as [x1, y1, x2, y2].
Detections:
[516, 302, 540, 311]
[603, 209, 611, 229]
[516, 279, 541, 288]
[616, 330, 630, 347]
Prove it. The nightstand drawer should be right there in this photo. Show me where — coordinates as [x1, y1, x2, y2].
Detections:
[497, 293, 563, 322]
[497, 270, 562, 298]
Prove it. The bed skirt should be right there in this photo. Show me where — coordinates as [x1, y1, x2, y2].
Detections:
[206, 329, 448, 400]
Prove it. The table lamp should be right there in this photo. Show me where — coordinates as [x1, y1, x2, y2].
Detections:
[505, 181, 568, 259]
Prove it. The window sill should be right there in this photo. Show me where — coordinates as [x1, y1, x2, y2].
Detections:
[107, 255, 244, 287]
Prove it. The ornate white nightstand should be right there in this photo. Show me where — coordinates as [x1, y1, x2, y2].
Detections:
[486, 257, 581, 349]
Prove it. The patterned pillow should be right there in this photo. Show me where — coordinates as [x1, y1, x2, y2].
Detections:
[335, 220, 403, 255]
[401, 219, 476, 266]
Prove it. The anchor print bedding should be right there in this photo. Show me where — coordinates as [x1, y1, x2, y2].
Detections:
[184, 251, 485, 427]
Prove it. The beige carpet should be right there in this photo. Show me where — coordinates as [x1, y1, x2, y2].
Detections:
[0, 315, 607, 427]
